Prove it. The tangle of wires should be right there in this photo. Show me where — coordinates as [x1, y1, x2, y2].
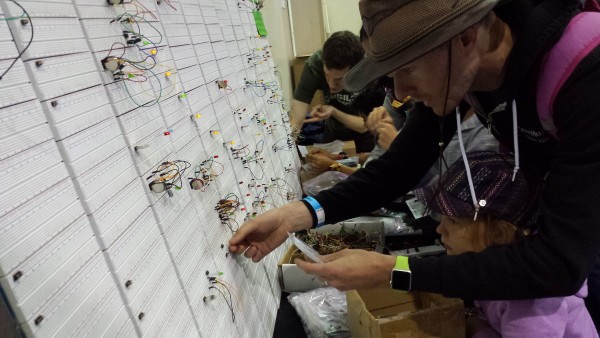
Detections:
[146, 160, 190, 196]
[244, 79, 278, 97]
[205, 275, 239, 323]
[242, 140, 265, 180]
[268, 177, 298, 202]
[215, 193, 241, 233]
[188, 157, 224, 192]
[102, 10, 179, 107]
[271, 135, 294, 152]
[0, 0, 33, 81]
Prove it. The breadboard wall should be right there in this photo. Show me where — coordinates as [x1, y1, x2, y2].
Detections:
[0, 0, 301, 336]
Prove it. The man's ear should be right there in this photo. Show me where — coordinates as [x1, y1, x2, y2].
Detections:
[458, 25, 479, 51]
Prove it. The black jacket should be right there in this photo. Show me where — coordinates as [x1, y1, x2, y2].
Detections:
[314, 0, 600, 300]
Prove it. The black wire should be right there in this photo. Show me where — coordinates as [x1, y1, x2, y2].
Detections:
[0, 0, 33, 81]
[209, 286, 235, 322]
[437, 41, 453, 188]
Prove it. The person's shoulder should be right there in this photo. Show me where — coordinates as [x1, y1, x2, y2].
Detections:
[307, 50, 324, 68]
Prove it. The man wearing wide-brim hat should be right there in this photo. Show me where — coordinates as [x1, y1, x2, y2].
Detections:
[229, 0, 600, 331]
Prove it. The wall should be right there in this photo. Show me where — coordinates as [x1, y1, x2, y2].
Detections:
[261, 0, 295, 106]
[322, 0, 361, 36]
[0, 0, 300, 336]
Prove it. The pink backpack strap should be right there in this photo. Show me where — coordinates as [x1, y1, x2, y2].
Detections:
[536, 11, 600, 139]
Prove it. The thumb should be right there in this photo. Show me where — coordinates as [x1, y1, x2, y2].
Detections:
[228, 222, 252, 253]
[294, 258, 325, 276]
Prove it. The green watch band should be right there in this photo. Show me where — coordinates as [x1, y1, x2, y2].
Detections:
[394, 255, 410, 271]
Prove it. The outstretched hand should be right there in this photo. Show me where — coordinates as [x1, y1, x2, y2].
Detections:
[229, 201, 313, 262]
[295, 249, 396, 290]
[305, 105, 336, 123]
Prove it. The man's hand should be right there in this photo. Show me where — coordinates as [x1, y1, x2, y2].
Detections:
[305, 105, 337, 123]
[375, 119, 399, 150]
[366, 106, 391, 133]
[295, 249, 396, 290]
[309, 148, 338, 160]
[229, 201, 313, 262]
[305, 152, 336, 172]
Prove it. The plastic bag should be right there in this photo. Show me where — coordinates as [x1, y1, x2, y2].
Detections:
[302, 171, 348, 196]
[288, 287, 350, 338]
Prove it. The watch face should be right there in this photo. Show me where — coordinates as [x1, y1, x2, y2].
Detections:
[391, 270, 411, 291]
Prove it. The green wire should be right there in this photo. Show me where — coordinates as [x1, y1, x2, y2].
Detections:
[0, 11, 26, 21]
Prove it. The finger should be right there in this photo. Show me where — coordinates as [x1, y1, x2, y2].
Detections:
[294, 258, 328, 278]
[304, 117, 320, 123]
[229, 243, 248, 254]
[252, 251, 266, 262]
[229, 225, 252, 253]
[244, 245, 258, 259]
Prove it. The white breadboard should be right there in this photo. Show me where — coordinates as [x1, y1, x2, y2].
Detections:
[0, 0, 299, 336]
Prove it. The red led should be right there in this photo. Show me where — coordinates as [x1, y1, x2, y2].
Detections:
[246, 193, 250, 196]
[239, 181, 243, 184]
[214, 155, 219, 158]
[164, 131, 170, 136]
[241, 207, 246, 211]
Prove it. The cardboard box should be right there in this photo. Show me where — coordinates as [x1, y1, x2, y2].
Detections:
[278, 244, 326, 292]
[347, 288, 465, 338]
[278, 222, 385, 292]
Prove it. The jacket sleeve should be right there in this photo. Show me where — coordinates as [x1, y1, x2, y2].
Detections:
[314, 103, 458, 223]
[410, 48, 600, 300]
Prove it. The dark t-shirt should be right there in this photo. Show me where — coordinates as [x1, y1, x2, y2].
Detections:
[294, 50, 385, 152]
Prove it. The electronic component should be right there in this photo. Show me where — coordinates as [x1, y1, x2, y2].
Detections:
[101, 57, 124, 72]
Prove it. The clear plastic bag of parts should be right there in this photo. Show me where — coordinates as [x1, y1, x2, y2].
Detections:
[288, 287, 350, 338]
[302, 171, 349, 196]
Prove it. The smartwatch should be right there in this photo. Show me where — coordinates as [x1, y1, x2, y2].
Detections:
[390, 256, 411, 291]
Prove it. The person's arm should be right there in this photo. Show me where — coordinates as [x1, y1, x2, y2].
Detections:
[306, 105, 369, 133]
[330, 107, 369, 133]
[313, 103, 458, 223]
[290, 99, 310, 135]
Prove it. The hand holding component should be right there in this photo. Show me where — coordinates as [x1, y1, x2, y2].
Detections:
[294, 249, 397, 291]
[229, 201, 313, 262]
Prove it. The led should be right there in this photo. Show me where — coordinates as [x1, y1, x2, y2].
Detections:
[165, 71, 171, 77]
[211, 130, 220, 135]
[195, 113, 202, 118]
[150, 49, 157, 55]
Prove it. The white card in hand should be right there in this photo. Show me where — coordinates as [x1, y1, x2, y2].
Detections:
[288, 232, 324, 263]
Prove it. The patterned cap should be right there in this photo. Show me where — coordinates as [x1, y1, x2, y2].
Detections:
[414, 151, 543, 229]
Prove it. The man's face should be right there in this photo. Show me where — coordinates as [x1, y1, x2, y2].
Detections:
[323, 66, 349, 94]
[391, 40, 479, 116]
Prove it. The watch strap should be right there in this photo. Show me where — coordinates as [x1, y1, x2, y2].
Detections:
[394, 255, 410, 271]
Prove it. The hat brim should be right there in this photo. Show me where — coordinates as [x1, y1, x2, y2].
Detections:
[344, 0, 499, 92]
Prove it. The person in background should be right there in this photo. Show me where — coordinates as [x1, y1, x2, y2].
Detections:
[291, 31, 380, 153]
[414, 151, 597, 338]
[230, 0, 600, 330]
